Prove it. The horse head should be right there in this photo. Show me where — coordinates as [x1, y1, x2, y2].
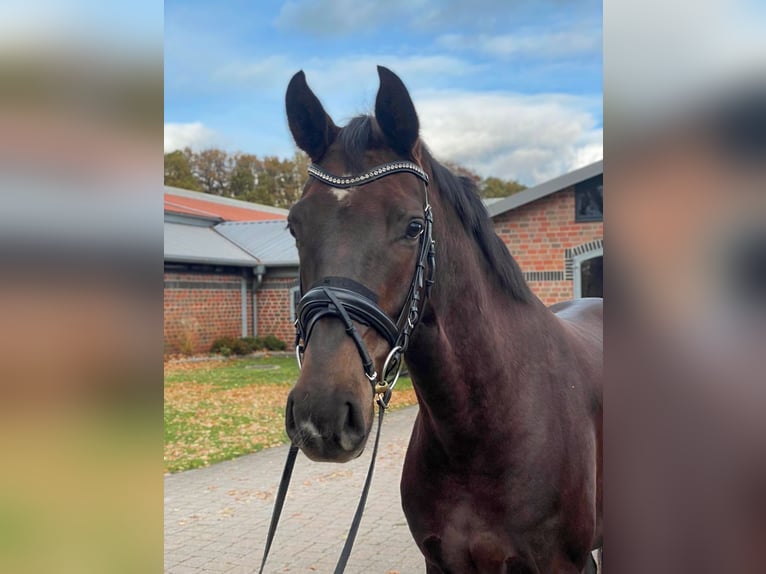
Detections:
[284, 66, 432, 462]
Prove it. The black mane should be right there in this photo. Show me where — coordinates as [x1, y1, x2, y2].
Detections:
[337, 115, 533, 303]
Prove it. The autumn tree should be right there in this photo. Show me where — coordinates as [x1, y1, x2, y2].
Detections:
[229, 153, 258, 199]
[191, 148, 231, 195]
[164, 149, 201, 191]
[480, 176, 526, 198]
[276, 151, 309, 208]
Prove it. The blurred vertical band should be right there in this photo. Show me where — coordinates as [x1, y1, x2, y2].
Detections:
[0, 2, 163, 572]
[605, 0, 766, 572]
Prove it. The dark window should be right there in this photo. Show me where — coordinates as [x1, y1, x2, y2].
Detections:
[575, 174, 603, 222]
[581, 256, 603, 298]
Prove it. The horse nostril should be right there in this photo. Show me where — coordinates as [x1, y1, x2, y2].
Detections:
[343, 402, 363, 435]
[285, 395, 296, 435]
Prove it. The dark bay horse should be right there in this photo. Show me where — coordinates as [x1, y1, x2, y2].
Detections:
[284, 66, 602, 573]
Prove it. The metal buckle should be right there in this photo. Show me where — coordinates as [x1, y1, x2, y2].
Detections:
[295, 344, 304, 369]
[375, 345, 404, 393]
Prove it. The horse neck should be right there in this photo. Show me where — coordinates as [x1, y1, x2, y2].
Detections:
[405, 197, 552, 446]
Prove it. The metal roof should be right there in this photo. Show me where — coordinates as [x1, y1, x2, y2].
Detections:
[164, 221, 259, 266]
[481, 197, 505, 208]
[164, 186, 289, 221]
[215, 220, 298, 267]
[486, 160, 603, 218]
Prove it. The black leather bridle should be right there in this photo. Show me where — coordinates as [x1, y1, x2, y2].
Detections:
[295, 160, 435, 407]
[258, 160, 436, 574]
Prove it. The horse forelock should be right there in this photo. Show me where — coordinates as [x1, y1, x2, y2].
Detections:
[335, 115, 388, 173]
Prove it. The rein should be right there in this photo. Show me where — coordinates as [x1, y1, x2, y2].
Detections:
[257, 160, 435, 573]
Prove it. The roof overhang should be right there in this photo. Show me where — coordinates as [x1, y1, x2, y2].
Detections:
[164, 255, 258, 267]
[487, 160, 603, 218]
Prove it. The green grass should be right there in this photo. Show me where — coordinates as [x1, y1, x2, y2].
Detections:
[164, 356, 416, 473]
[163, 355, 299, 388]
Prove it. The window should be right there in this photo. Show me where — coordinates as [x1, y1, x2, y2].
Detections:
[575, 174, 603, 222]
[580, 256, 603, 298]
[573, 247, 603, 299]
[289, 285, 301, 322]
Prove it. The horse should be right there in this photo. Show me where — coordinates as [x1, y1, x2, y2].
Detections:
[283, 66, 603, 574]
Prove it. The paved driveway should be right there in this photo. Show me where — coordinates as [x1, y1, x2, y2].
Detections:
[165, 406, 424, 573]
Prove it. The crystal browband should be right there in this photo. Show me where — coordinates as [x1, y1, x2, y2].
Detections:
[308, 161, 429, 189]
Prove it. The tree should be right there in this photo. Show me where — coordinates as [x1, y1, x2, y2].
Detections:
[191, 148, 231, 195]
[278, 151, 309, 208]
[249, 152, 307, 208]
[480, 176, 526, 198]
[229, 154, 258, 199]
[164, 149, 201, 191]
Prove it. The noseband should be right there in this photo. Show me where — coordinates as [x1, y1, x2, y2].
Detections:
[294, 160, 436, 408]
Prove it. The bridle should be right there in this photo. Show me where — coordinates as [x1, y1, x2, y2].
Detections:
[295, 160, 435, 408]
[258, 160, 436, 574]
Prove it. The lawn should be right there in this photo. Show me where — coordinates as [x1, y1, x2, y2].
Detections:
[164, 355, 417, 473]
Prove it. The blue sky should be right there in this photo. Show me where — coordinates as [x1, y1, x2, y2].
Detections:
[165, 0, 602, 185]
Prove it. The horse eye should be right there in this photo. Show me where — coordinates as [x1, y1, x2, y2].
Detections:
[406, 220, 424, 239]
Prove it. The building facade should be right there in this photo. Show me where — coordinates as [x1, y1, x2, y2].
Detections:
[489, 160, 603, 306]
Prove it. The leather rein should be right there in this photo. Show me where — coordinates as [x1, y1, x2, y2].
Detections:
[258, 160, 435, 573]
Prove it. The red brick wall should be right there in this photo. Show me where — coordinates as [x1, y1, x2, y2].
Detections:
[524, 280, 575, 305]
[492, 187, 603, 306]
[256, 276, 299, 343]
[164, 270, 251, 354]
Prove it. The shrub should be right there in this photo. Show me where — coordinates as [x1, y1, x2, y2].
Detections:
[211, 335, 285, 355]
[262, 334, 287, 351]
[210, 336, 238, 354]
[230, 338, 253, 355]
[241, 336, 265, 351]
[211, 336, 253, 355]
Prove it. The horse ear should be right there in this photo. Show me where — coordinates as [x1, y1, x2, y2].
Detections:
[375, 66, 419, 157]
[286, 71, 339, 162]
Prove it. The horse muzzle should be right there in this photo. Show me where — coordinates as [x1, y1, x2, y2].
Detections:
[285, 388, 371, 462]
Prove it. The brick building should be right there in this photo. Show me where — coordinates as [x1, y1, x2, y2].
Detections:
[163, 187, 299, 355]
[489, 160, 603, 305]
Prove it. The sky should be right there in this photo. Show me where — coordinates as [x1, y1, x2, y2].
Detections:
[165, 0, 603, 186]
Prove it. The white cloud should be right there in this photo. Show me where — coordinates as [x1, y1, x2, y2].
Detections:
[302, 54, 480, 93]
[164, 122, 218, 153]
[214, 53, 478, 97]
[276, 0, 429, 35]
[415, 91, 602, 185]
[438, 29, 601, 59]
[214, 55, 293, 87]
[275, 0, 600, 37]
